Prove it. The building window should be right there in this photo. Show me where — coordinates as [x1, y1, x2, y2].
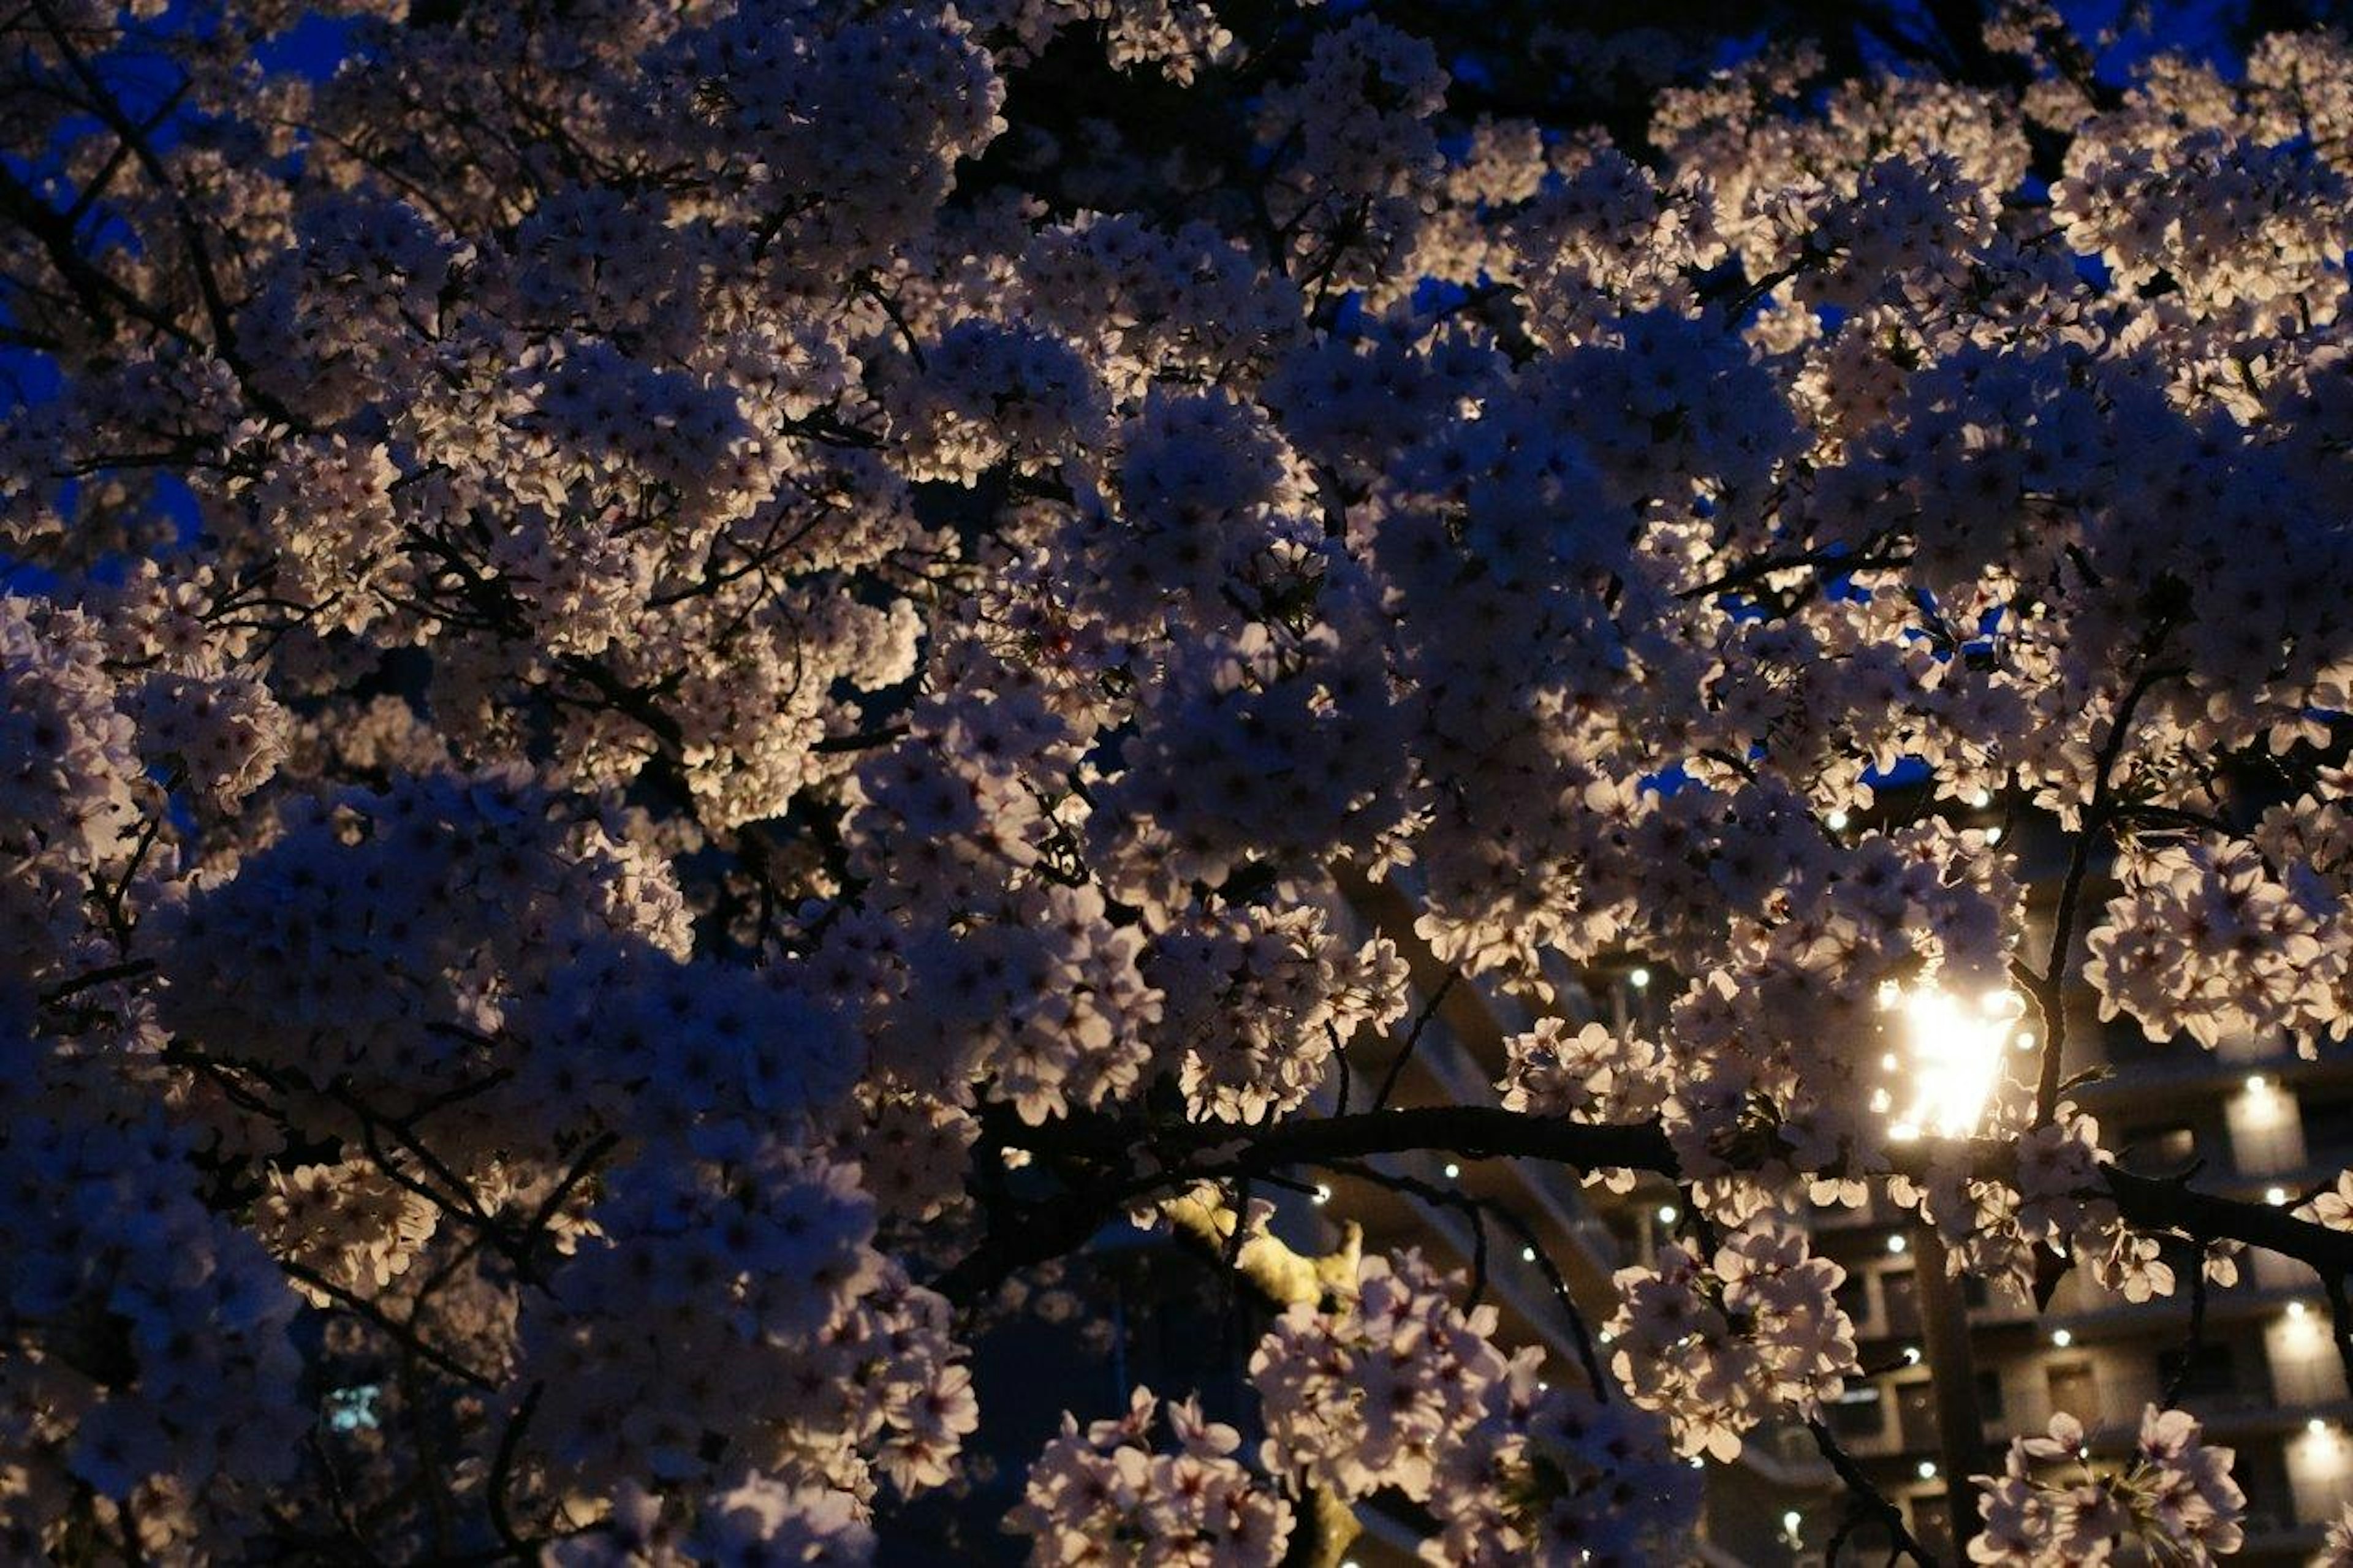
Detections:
[1975, 1369, 2006, 1423]
[1908, 1494, 1956, 1562]
[1828, 1385, 1885, 1441]
[1835, 1271, 1871, 1328]
[1896, 1381, 1938, 1450]
[2118, 1122, 2196, 1169]
[2302, 1091, 2353, 1159]
[2047, 1362, 2099, 1422]
[1880, 1268, 1922, 1337]
[2236, 1436, 2291, 1537]
[2156, 1344, 2243, 1404]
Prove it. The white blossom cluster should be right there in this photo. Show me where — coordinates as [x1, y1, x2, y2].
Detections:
[524, 1137, 976, 1512]
[1006, 1387, 1292, 1565]
[1969, 1407, 2245, 1564]
[1422, 1355, 1697, 1567]
[1249, 1250, 1505, 1501]
[2087, 838, 2346, 1051]
[1149, 903, 1408, 1123]
[0, 1103, 306, 1558]
[1605, 1224, 1861, 1461]
[1248, 1249, 1691, 1562]
[9, 0, 2353, 1557]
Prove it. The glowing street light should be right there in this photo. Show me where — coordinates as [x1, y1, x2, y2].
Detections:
[1879, 982, 2026, 1143]
[1871, 979, 2021, 1556]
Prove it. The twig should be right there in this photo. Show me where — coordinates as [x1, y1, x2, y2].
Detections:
[2032, 660, 2186, 1124]
[484, 1382, 543, 1556]
[276, 1260, 501, 1393]
[1370, 969, 1458, 1110]
[2160, 1257, 2211, 1408]
[1805, 1416, 1938, 1566]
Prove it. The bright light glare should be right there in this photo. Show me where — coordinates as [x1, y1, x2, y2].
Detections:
[2268, 1186, 2290, 1206]
[1880, 983, 2023, 1141]
[1887, 1233, 1908, 1254]
[1826, 809, 1850, 830]
[1629, 966, 1652, 990]
[2050, 1328, 2072, 1348]
[1917, 1460, 1938, 1480]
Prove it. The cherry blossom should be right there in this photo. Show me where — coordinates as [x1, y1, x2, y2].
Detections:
[6, 0, 2353, 1560]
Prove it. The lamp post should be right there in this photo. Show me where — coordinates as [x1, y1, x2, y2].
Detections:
[1876, 982, 2024, 1557]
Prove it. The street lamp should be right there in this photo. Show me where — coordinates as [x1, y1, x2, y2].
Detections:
[1874, 979, 2023, 1557]
[1879, 981, 2025, 1143]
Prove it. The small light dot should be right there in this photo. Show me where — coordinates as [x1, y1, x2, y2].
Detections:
[1443, 1162, 1461, 1180]
[1629, 966, 1652, 990]
[1313, 1184, 1332, 1206]
[1903, 1346, 1922, 1365]
[2313, 1418, 2330, 1436]
[1690, 1456, 1705, 1469]
[1887, 1234, 1908, 1254]
[1917, 1460, 1938, 1480]
[2015, 1030, 2036, 1051]
[2050, 1328, 2072, 1348]
[1985, 826, 2004, 844]
[2246, 1074, 2269, 1094]
[1826, 809, 1850, 831]
[1521, 1246, 1537, 1263]
[1970, 788, 1992, 808]
[1658, 1205, 1679, 1224]
[1783, 1510, 1802, 1534]
[2268, 1186, 2290, 1206]
[2290, 1301, 2309, 1320]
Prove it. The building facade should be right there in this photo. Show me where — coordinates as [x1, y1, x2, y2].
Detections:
[1324, 830, 2353, 1566]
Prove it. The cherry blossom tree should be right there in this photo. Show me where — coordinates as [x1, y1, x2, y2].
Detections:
[6, 0, 2353, 1561]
